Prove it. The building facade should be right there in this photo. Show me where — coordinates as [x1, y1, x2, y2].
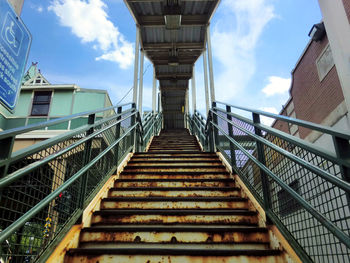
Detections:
[273, 23, 350, 153]
[0, 63, 115, 151]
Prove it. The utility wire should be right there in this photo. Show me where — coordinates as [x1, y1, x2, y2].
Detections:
[116, 63, 152, 105]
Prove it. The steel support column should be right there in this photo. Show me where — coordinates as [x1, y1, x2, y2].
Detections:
[138, 51, 144, 113]
[185, 89, 190, 128]
[206, 26, 215, 103]
[152, 66, 157, 113]
[133, 27, 140, 105]
[192, 65, 196, 114]
[203, 49, 210, 115]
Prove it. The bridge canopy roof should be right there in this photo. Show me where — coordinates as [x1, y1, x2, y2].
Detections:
[124, 0, 220, 91]
[124, 0, 220, 128]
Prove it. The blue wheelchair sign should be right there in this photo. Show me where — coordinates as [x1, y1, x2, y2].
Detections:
[0, 0, 31, 112]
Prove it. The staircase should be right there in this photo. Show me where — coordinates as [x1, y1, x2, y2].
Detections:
[65, 129, 287, 263]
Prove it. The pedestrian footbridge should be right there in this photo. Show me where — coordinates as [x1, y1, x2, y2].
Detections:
[0, 1, 350, 262]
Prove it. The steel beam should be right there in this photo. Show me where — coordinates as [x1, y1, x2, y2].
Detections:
[139, 15, 208, 27]
[143, 42, 204, 51]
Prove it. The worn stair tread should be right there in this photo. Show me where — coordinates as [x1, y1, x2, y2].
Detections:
[66, 247, 282, 256]
[78, 243, 271, 251]
[109, 187, 240, 191]
[134, 151, 214, 155]
[128, 161, 223, 164]
[81, 225, 267, 233]
[102, 197, 246, 202]
[132, 155, 218, 159]
[121, 171, 230, 175]
[124, 165, 226, 168]
[116, 178, 234, 182]
[93, 209, 257, 215]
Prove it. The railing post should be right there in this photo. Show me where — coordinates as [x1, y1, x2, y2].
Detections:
[0, 136, 15, 178]
[208, 112, 215, 152]
[226, 105, 237, 169]
[131, 103, 137, 152]
[114, 106, 123, 166]
[80, 113, 95, 208]
[333, 135, 350, 203]
[212, 102, 219, 151]
[252, 113, 272, 214]
[135, 113, 142, 152]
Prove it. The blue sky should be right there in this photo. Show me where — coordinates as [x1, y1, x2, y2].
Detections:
[21, 0, 322, 124]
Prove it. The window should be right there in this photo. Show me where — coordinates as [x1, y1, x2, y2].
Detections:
[278, 180, 302, 217]
[316, 44, 335, 81]
[31, 91, 52, 116]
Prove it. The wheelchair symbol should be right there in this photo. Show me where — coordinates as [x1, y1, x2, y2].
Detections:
[1, 12, 23, 56]
[5, 21, 17, 48]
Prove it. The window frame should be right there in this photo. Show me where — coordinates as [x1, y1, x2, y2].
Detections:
[30, 90, 52, 116]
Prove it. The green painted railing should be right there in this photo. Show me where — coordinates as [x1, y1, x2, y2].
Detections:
[188, 101, 350, 263]
[0, 103, 162, 262]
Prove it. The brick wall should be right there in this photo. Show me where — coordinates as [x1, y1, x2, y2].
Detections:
[289, 35, 344, 139]
[272, 106, 289, 134]
[342, 0, 350, 23]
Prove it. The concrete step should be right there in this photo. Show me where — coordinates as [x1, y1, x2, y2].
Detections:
[79, 225, 269, 244]
[100, 197, 249, 209]
[123, 166, 227, 173]
[79, 243, 270, 250]
[127, 161, 224, 167]
[133, 152, 217, 157]
[114, 179, 236, 188]
[130, 157, 220, 162]
[119, 173, 231, 180]
[91, 209, 259, 226]
[65, 249, 285, 263]
[107, 187, 241, 198]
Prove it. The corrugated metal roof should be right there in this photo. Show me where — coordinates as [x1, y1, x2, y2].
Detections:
[124, 0, 220, 127]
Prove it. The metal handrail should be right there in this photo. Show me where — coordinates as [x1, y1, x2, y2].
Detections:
[0, 103, 163, 262]
[187, 101, 350, 263]
[0, 102, 133, 139]
[0, 111, 137, 188]
[211, 120, 350, 249]
[211, 109, 350, 193]
[214, 107, 349, 168]
[0, 108, 135, 167]
[0, 124, 137, 244]
[215, 101, 350, 140]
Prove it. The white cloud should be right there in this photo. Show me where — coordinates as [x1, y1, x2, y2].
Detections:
[262, 76, 291, 96]
[212, 0, 275, 101]
[48, 0, 133, 69]
[37, 6, 43, 12]
[259, 106, 278, 126]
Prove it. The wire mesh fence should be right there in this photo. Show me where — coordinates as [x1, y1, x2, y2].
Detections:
[0, 103, 162, 262]
[188, 101, 350, 263]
